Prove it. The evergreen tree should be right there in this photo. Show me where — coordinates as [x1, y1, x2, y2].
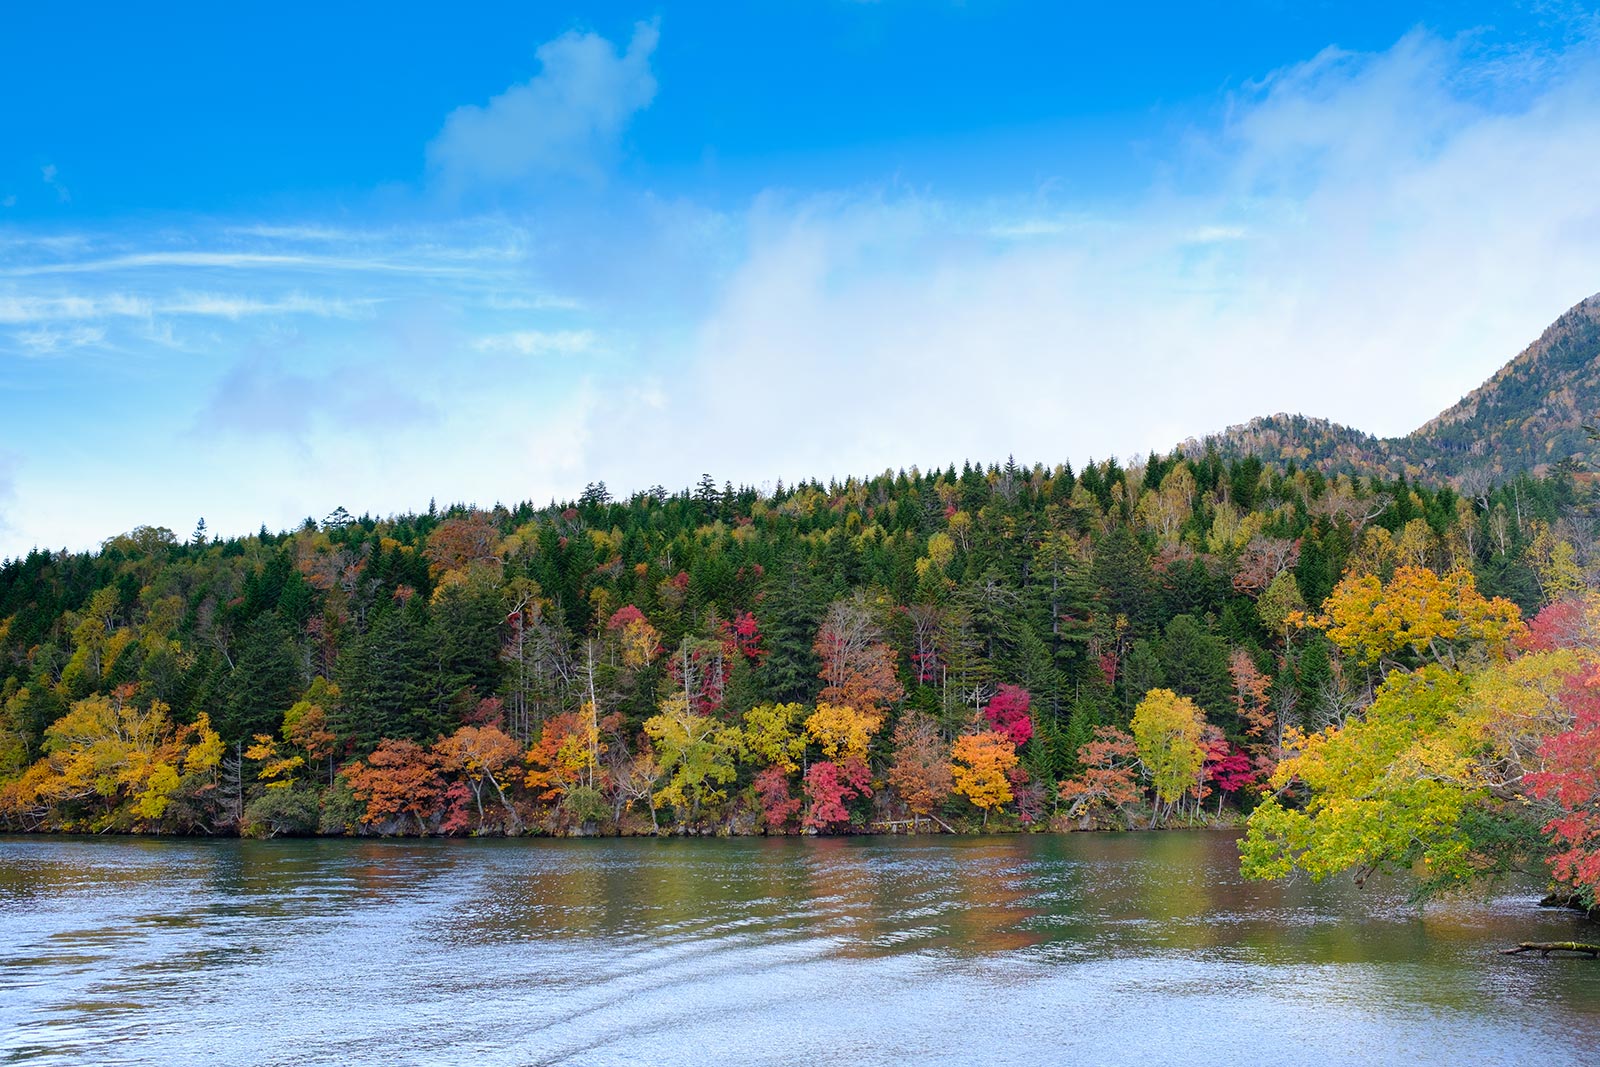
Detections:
[757, 557, 821, 704]
[219, 611, 302, 743]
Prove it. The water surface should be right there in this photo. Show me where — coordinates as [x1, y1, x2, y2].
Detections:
[2, 832, 1597, 1065]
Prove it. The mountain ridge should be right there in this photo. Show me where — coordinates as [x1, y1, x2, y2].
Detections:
[1183, 292, 1600, 486]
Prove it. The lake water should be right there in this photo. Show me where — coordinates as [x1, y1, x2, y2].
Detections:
[1, 831, 1598, 1066]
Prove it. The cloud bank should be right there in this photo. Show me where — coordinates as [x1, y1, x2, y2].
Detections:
[579, 28, 1600, 493]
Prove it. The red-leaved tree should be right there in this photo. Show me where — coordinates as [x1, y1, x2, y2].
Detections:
[803, 757, 872, 831]
[753, 765, 801, 833]
[1202, 737, 1258, 814]
[1528, 676, 1600, 902]
[983, 684, 1034, 747]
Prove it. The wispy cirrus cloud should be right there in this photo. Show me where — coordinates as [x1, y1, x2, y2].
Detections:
[473, 328, 597, 356]
[1, 250, 489, 277]
[0, 291, 378, 323]
[157, 292, 381, 319]
[14, 324, 106, 355]
[0, 219, 585, 364]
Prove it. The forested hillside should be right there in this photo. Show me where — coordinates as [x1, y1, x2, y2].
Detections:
[7, 447, 1600, 892]
[1187, 292, 1600, 485]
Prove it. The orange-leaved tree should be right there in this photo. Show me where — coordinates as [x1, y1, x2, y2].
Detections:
[524, 710, 602, 825]
[887, 710, 951, 830]
[815, 597, 904, 714]
[950, 730, 1017, 829]
[1058, 726, 1141, 828]
[344, 739, 442, 834]
[436, 724, 524, 833]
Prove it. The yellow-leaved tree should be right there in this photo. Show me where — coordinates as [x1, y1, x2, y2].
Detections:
[804, 702, 881, 763]
[743, 702, 810, 773]
[1306, 565, 1524, 670]
[644, 693, 743, 829]
[0, 685, 222, 831]
[1130, 688, 1206, 826]
[1239, 651, 1577, 893]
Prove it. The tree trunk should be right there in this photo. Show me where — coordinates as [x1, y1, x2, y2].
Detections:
[1502, 942, 1600, 958]
[487, 772, 522, 833]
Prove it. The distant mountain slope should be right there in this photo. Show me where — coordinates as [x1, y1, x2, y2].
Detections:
[1183, 293, 1600, 485]
[1412, 293, 1600, 478]
[1180, 413, 1399, 477]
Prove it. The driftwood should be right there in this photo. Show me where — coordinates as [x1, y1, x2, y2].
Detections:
[1501, 942, 1600, 958]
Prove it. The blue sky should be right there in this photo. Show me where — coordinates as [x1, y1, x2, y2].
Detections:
[3, 2, 1600, 555]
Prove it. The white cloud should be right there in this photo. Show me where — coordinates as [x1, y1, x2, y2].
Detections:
[0, 293, 150, 323]
[40, 163, 69, 203]
[473, 328, 596, 356]
[562, 28, 1600, 493]
[159, 292, 378, 319]
[14, 324, 106, 355]
[225, 223, 373, 242]
[2, 251, 487, 277]
[428, 21, 659, 187]
[0, 291, 374, 324]
[485, 292, 584, 312]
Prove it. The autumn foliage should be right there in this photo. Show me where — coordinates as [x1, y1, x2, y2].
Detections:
[12, 446, 1600, 879]
[1058, 727, 1141, 828]
[345, 739, 443, 834]
[982, 685, 1034, 747]
[887, 711, 952, 820]
[803, 757, 871, 831]
[1529, 675, 1600, 903]
[950, 731, 1017, 827]
[0, 685, 222, 832]
[1307, 565, 1525, 668]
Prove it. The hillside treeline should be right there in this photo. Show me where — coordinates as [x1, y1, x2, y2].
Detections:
[3, 454, 1598, 901]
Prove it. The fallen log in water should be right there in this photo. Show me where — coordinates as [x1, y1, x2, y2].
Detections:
[1501, 942, 1600, 958]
